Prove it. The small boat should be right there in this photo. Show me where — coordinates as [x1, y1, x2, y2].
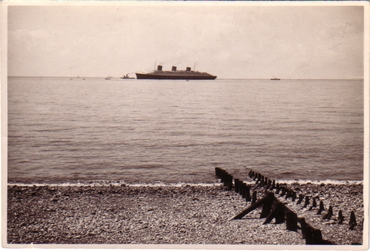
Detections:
[271, 77, 280, 80]
[120, 74, 135, 79]
[105, 76, 112, 80]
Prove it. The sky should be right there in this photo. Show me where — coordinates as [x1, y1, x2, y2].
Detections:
[7, 3, 365, 79]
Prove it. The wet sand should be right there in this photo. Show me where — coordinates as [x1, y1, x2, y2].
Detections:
[7, 182, 364, 246]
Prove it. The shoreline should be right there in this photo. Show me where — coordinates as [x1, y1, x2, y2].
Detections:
[7, 179, 364, 187]
[7, 181, 364, 246]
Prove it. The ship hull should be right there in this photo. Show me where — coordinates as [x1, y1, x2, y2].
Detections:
[136, 73, 217, 80]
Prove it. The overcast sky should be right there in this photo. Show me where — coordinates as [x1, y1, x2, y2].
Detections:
[8, 3, 365, 79]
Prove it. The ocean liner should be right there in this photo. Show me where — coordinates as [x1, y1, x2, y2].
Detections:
[135, 65, 217, 80]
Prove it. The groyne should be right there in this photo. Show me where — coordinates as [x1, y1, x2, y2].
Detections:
[215, 167, 363, 245]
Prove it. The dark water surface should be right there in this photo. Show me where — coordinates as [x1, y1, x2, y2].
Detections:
[7, 77, 364, 184]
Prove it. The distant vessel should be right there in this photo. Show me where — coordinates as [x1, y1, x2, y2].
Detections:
[136, 65, 217, 80]
[271, 77, 280, 80]
[120, 74, 135, 79]
[105, 76, 112, 80]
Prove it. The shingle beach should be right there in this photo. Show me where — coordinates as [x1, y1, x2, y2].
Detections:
[7, 180, 364, 246]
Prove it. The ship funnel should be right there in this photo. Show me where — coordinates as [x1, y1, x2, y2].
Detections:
[172, 66, 177, 72]
[157, 65, 163, 71]
[186, 67, 191, 72]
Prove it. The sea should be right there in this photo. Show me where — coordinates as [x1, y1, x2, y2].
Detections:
[7, 77, 364, 185]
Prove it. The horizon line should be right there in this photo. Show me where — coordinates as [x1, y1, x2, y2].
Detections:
[7, 76, 365, 81]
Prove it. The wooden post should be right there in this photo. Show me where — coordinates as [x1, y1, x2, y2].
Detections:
[309, 197, 316, 211]
[262, 176, 266, 185]
[252, 191, 257, 204]
[312, 229, 323, 244]
[338, 210, 344, 224]
[303, 226, 323, 244]
[266, 179, 272, 189]
[245, 185, 251, 202]
[262, 176, 267, 186]
[317, 200, 324, 215]
[299, 218, 308, 239]
[280, 187, 286, 197]
[257, 174, 262, 183]
[285, 190, 292, 200]
[240, 183, 246, 198]
[297, 194, 304, 204]
[275, 186, 281, 195]
[258, 176, 263, 185]
[218, 169, 225, 182]
[260, 193, 274, 218]
[224, 173, 232, 190]
[253, 172, 258, 180]
[286, 211, 298, 231]
[323, 206, 333, 220]
[312, 197, 317, 208]
[224, 171, 229, 185]
[258, 175, 264, 185]
[303, 196, 309, 208]
[274, 203, 285, 224]
[291, 192, 296, 202]
[234, 179, 240, 193]
[284, 190, 289, 199]
[220, 170, 225, 184]
[239, 181, 245, 198]
[303, 226, 313, 244]
[215, 167, 220, 177]
[349, 211, 357, 230]
[229, 175, 234, 190]
[271, 180, 276, 189]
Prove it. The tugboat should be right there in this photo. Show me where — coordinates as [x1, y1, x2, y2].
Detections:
[136, 65, 217, 80]
[120, 74, 135, 79]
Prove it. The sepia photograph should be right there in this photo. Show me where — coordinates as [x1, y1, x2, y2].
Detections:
[2, 1, 369, 249]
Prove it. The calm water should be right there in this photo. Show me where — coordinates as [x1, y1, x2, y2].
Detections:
[7, 77, 364, 184]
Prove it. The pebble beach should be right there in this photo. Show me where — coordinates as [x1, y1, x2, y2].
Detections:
[7, 179, 364, 246]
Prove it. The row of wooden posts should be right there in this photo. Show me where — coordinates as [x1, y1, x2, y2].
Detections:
[215, 167, 344, 245]
[248, 169, 358, 230]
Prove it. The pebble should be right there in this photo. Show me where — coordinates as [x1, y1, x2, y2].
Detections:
[7, 183, 363, 245]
